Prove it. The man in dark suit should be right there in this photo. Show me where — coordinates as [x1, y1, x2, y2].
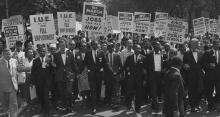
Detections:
[84, 40, 107, 114]
[31, 47, 52, 116]
[53, 40, 77, 113]
[122, 44, 145, 117]
[183, 39, 204, 112]
[163, 56, 185, 117]
[104, 43, 122, 105]
[202, 40, 220, 111]
[144, 41, 163, 114]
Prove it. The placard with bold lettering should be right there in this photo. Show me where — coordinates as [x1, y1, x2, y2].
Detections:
[2, 15, 24, 48]
[82, 2, 106, 35]
[154, 12, 168, 37]
[209, 19, 217, 34]
[118, 12, 134, 32]
[165, 17, 187, 44]
[193, 17, 206, 36]
[57, 12, 76, 36]
[30, 14, 56, 44]
[134, 12, 151, 34]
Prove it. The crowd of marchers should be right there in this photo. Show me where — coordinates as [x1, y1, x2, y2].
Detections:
[0, 32, 220, 117]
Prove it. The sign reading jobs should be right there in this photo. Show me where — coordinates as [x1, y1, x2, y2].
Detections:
[118, 12, 134, 32]
[165, 17, 187, 44]
[2, 15, 24, 48]
[82, 2, 105, 35]
[134, 12, 151, 34]
[57, 12, 76, 36]
[30, 14, 56, 44]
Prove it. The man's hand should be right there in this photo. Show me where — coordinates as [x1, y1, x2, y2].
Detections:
[183, 64, 190, 70]
[173, 111, 180, 117]
[209, 63, 216, 69]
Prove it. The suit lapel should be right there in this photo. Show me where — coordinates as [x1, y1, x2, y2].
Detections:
[189, 51, 197, 64]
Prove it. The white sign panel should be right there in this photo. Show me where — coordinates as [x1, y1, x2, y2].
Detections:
[134, 12, 151, 34]
[154, 12, 168, 37]
[205, 18, 210, 33]
[57, 12, 76, 36]
[2, 15, 25, 48]
[82, 2, 106, 36]
[118, 12, 134, 32]
[193, 17, 206, 36]
[165, 17, 187, 44]
[105, 15, 113, 34]
[209, 19, 217, 34]
[30, 14, 56, 45]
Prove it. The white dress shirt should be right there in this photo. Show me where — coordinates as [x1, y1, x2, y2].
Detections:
[154, 52, 162, 72]
[215, 50, 219, 64]
[61, 53, 66, 65]
[92, 50, 97, 63]
[192, 52, 198, 63]
[121, 48, 134, 65]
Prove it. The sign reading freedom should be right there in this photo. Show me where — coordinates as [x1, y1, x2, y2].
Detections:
[30, 14, 56, 45]
[82, 2, 106, 35]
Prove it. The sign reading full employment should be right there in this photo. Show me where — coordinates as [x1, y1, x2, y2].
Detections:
[118, 12, 134, 32]
[154, 12, 168, 37]
[193, 17, 206, 36]
[134, 12, 151, 34]
[2, 15, 24, 48]
[165, 17, 187, 44]
[82, 2, 106, 35]
[57, 12, 76, 36]
[30, 14, 56, 45]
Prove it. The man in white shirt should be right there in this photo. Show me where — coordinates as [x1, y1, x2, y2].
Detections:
[120, 40, 134, 65]
[145, 42, 163, 114]
[183, 39, 204, 112]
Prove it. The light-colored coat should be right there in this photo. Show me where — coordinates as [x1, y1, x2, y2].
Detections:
[0, 58, 18, 92]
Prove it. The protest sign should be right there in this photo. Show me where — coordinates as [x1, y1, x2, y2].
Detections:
[105, 15, 113, 34]
[2, 15, 24, 48]
[193, 17, 206, 36]
[205, 18, 210, 33]
[30, 14, 56, 45]
[82, 2, 106, 36]
[209, 19, 217, 34]
[154, 12, 168, 37]
[165, 17, 187, 44]
[133, 12, 151, 34]
[57, 12, 76, 36]
[118, 12, 134, 32]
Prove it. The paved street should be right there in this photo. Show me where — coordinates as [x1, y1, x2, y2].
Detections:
[17, 100, 220, 117]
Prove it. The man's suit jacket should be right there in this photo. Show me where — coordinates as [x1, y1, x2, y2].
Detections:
[163, 67, 185, 116]
[84, 49, 107, 82]
[31, 56, 52, 85]
[144, 51, 163, 80]
[53, 51, 76, 82]
[123, 54, 146, 83]
[105, 52, 122, 82]
[0, 58, 18, 92]
[183, 50, 204, 79]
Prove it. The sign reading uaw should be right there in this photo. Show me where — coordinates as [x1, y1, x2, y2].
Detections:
[82, 2, 106, 35]
[30, 14, 56, 44]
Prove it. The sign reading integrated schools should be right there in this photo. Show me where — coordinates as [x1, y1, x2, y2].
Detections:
[134, 12, 151, 34]
[118, 12, 134, 32]
[30, 14, 56, 45]
[82, 2, 106, 35]
[2, 15, 24, 48]
[57, 12, 76, 36]
[165, 17, 187, 44]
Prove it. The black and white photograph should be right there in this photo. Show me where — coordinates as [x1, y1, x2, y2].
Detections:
[0, 0, 220, 117]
